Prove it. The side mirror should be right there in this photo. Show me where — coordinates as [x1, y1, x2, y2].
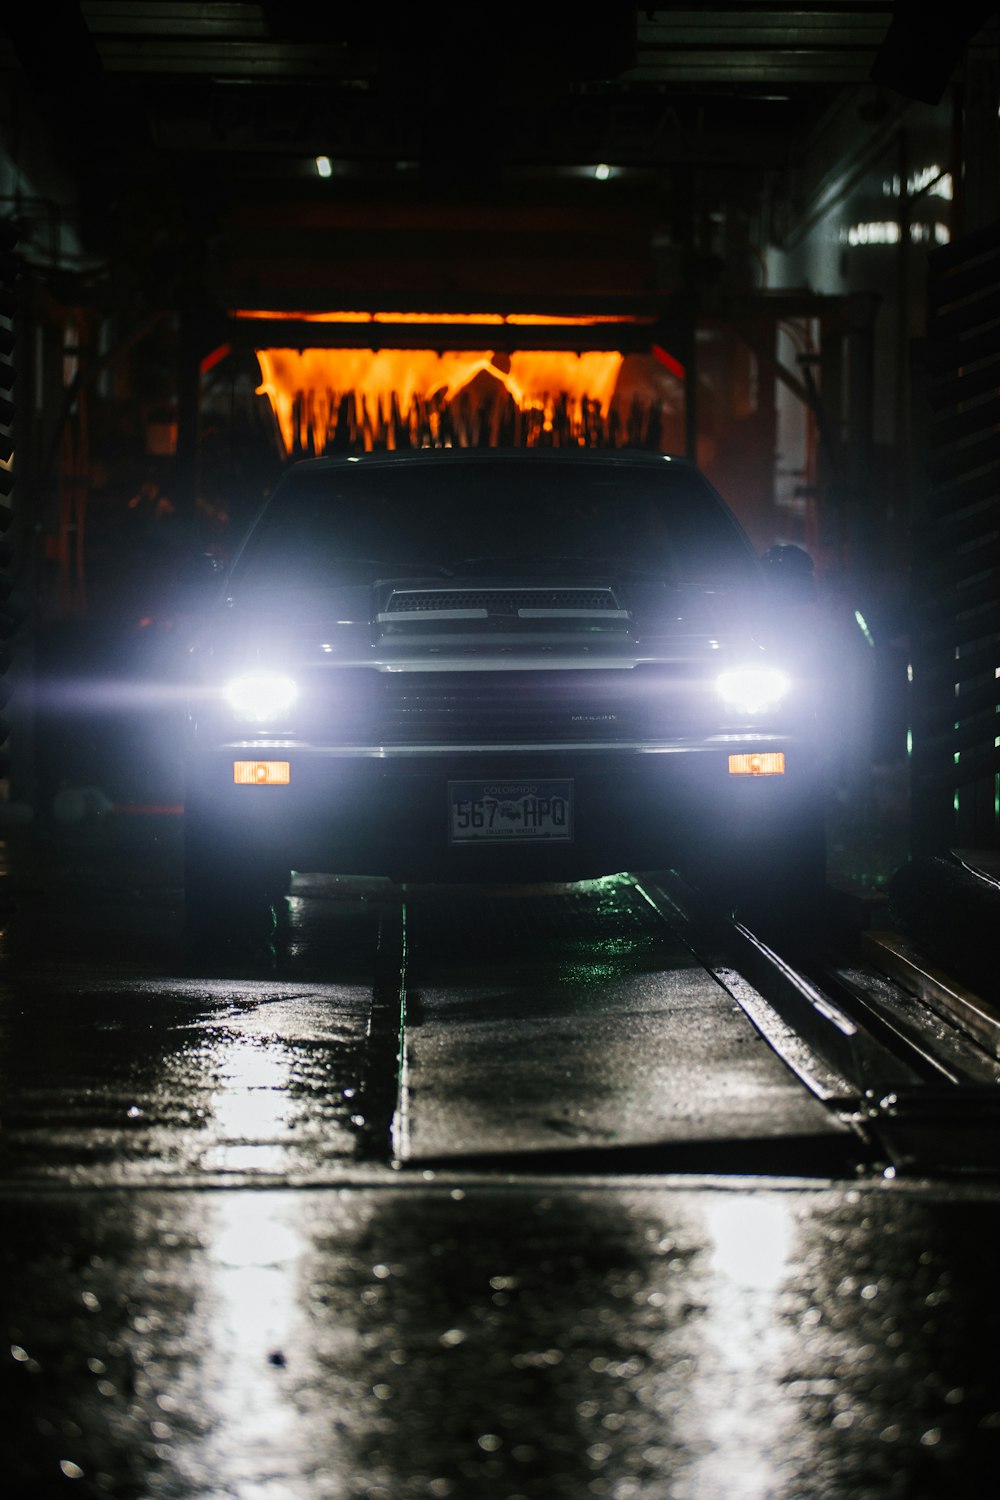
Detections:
[171, 551, 229, 614]
[760, 544, 816, 603]
[176, 551, 227, 587]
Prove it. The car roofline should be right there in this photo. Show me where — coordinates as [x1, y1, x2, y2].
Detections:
[282, 448, 696, 473]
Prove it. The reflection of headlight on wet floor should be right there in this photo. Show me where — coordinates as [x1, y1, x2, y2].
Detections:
[223, 673, 298, 722]
[716, 666, 789, 715]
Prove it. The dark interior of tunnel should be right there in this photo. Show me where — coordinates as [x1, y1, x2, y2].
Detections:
[3, 16, 1000, 1500]
[0, 4, 998, 888]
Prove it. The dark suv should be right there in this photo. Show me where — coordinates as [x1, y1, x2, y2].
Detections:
[183, 448, 825, 936]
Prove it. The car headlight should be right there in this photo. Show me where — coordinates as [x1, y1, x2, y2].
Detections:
[716, 666, 789, 715]
[223, 672, 298, 723]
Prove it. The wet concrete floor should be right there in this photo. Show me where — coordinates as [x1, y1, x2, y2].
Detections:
[2, 817, 998, 1499]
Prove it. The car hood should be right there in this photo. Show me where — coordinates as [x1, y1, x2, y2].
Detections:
[195, 570, 779, 675]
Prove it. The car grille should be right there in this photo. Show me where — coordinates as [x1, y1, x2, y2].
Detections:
[297, 666, 713, 745]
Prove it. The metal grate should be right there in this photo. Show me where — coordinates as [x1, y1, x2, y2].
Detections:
[910, 216, 1000, 854]
[298, 666, 709, 746]
[383, 587, 625, 616]
[0, 220, 18, 784]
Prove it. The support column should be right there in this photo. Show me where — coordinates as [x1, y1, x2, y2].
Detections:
[846, 290, 881, 578]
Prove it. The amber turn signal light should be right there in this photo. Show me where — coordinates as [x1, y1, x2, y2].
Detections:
[233, 760, 291, 785]
[728, 752, 785, 776]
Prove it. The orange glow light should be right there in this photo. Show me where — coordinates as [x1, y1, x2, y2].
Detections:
[231, 309, 651, 327]
[728, 753, 786, 777]
[233, 760, 291, 785]
[254, 346, 625, 455]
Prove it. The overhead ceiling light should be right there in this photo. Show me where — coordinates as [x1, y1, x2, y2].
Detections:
[315, 155, 332, 178]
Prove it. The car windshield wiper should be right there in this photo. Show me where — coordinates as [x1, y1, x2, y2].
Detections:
[448, 554, 671, 580]
[448, 553, 605, 572]
[336, 557, 456, 578]
[607, 559, 674, 582]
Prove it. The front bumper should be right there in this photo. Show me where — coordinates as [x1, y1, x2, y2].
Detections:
[184, 736, 821, 883]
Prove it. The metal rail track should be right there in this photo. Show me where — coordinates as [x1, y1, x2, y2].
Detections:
[635, 871, 1000, 1178]
[357, 869, 1000, 1180]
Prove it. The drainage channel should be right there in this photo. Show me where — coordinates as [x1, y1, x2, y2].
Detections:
[357, 900, 410, 1164]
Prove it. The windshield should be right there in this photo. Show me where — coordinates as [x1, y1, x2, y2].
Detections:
[230, 457, 761, 590]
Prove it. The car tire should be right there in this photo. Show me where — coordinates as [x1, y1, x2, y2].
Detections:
[183, 810, 290, 949]
[686, 816, 827, 932]
[725, 820, 827, 931]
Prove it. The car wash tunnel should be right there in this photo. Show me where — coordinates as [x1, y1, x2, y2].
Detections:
[2, 7, 1000, 1499]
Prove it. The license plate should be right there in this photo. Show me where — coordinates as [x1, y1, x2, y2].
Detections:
[448, 779, 574, 844]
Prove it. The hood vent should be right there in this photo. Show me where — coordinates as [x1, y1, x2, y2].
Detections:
[379, 587, 628, 622]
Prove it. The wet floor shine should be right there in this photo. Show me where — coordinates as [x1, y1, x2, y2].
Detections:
[1, 824, 999, 1498]
[5, 1179, 1000, 1500]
